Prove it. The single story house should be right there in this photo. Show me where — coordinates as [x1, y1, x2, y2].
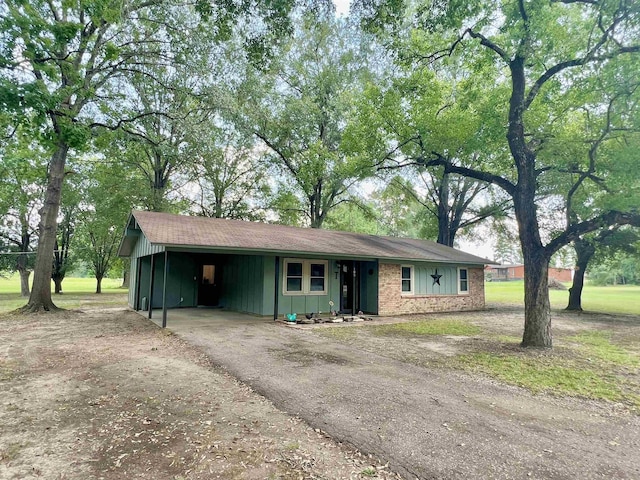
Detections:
[118, 211, 493, 326]
[486, 264, 573, 282]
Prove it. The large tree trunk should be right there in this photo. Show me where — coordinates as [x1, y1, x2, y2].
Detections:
[19, 269, 31, 297]
[121, 269, 130, 289]
[309, 184, 324, 228]
[520, 247, 551, 347]
[96, 276, 103, 294]
[22, 143, 69, 312]
[566, 239, 595, 311]
[436, 172, 453, 246]
[515, 182, 552, 348]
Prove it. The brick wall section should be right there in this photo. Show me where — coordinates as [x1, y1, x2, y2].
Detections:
[378, 263, 485, 315]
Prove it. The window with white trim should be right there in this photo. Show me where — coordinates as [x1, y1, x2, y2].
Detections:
[309, 262, 326, 292]
[285, 261, 303, 292]
[458, 268, 469, 294]
[283, 259, 328, 295]
[401, 265, 414, 294]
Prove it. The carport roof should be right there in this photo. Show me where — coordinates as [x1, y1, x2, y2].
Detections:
[119, 210, 494, 265]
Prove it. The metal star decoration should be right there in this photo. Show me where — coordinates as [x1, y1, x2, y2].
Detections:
[431, 269, 442, 286]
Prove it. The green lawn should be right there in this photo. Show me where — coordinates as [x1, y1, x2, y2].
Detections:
[0, 275, 126, 313]
[486, 280, 640, 316]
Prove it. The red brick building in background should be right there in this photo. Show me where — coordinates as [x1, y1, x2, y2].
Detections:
[485, 264, 573, 282]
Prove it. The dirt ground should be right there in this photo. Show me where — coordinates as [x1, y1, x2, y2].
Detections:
[0, 308, 400, 480]
[170, 307, 640, 480]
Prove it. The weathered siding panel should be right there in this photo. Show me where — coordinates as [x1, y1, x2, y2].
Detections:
[262, 256, 276, 316]
[359, 261, 378, 314]
[131, 233, 164, 259]
[128, 257, 138, 307]
[138, 256, 151, 309]
[220, 255, 264, 315]
[167, 253, 198, 308]
[414, 265, 458, 295]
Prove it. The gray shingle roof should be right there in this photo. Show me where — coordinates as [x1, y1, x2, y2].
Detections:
[121, 210, 493, 265]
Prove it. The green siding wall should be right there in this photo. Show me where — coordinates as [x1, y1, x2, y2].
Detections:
[166, 253, 198, 308]
[130, 250, 379, 316]
[220, 255, 265, 315]
[262, 256, 276, 316]
[134, 253, 198, 310]
[128, 256, 138, 307]
[359, 261, 378, 314]
[276, 257, 341, 316]
[130, 232, 164, 259]
[127, 233, 167, 309]
[413, 265, 459, 295]
[138, 256, 151, 308]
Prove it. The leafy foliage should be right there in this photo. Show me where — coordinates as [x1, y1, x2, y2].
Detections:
[242, 16, 377, 227]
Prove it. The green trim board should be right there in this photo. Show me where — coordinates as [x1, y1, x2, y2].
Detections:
[158, 244, 487, 265]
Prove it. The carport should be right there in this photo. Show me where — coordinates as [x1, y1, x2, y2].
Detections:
[144, 307, 270, 330]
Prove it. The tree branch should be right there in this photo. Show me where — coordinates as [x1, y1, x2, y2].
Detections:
[546, 211, 640, 256]
[466, 29, 511, 63]
[419, 154, 517, 196]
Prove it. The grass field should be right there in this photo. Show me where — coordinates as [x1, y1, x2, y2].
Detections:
[486, 280, 640, 316]
[1, 275, 638, 315]
[0, 275, 126, 313]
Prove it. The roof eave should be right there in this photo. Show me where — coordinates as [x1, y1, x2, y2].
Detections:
[116, 213, 136, 257]
[157, 242, 492, 265]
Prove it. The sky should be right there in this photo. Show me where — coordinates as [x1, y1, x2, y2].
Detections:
[334, 0, 350, 16]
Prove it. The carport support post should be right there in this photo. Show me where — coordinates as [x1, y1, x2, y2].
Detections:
[148, 253, 155, 319]
[273, 256, 280, 320]
[162, 250, 168, 328]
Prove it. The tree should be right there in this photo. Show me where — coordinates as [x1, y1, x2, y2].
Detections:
[324, 200, 380, 234]
[588, 247, 640, 286]
[384, 171, 507, 246]
[346, 56, 510, 246]
[0, 133, 46, 295]
[109, 62, 209, 213]
[51, 174, 82, 294]
[1, 0, 175, 309]
[492, 222, 522, 265]
[360, 0, 640, 347]
[187, 124, 270, 220]
[1, 0, 302, 311]
[567, 228, 639, 310]
[372, 177, 425, 238]
[243, 15, 376, 228]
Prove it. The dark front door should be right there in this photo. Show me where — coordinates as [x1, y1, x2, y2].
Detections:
[198, 264, 219, 306]
[340, 260, 359, 314]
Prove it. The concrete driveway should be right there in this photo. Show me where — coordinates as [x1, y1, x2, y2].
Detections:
[166, 310, 640, 480]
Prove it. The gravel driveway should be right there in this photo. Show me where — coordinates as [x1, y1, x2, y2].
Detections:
[170, 310, 640, 480]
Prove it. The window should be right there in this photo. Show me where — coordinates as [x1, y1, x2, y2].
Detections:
[283, 259, 328, 295]
[401, 265, 413, 294]
[309, 263, 326, 292]
[458, 268, 469, 294]
[202, 265, 215, 284]
[286, 261, 303, 292]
